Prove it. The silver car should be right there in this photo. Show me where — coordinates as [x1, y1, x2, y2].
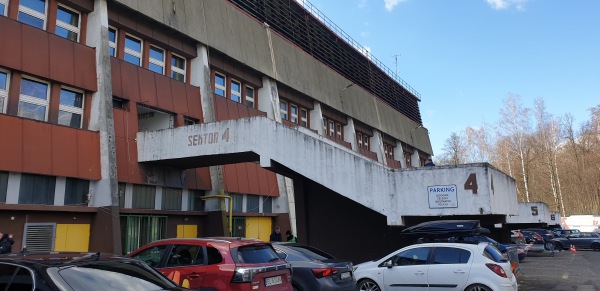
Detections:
[551, 232, 600, 251]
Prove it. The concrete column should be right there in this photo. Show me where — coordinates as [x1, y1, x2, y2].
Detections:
[54, 177, 66, 206]
[372, 129, 386, 165]
[258, 77, 281, 122]
[396, 141, 407, 168]
[190, 44, 214, 123]
[310, 101, 325, 135]
[86, 0, 121, 254]
[345, 118, 357, 151]
[411, 150, 421, 167]
[5, 173, 20, 204]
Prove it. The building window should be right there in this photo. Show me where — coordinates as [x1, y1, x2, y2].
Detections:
[18, 0, 47, 29]
[184, 116, 198, 126]
[0, 171, 8, 203]
[300, 108, 308, 127]
[245, 86, 255, 108]
[188, 190, 204, 211]
[132, 184, 155, 209]
[247, 195, 259, 213]
[231, 193, 243, 212]
[214, 72, 226, 97]
[58, 87, 84, 128]
[230, 79, 242, 103]
[171, 54, 186, 82]
[19, 173, 56, 205]
[162, 187, 182, 210]
[280, 100, 288, 120]
[18, 77, 49, 122]
[290, 105, 298, 123]
[336, 124, 342, 140]
[0, 70, 9, 114]
[64, 178, 89, 206]
[112, 97, 127, 110]
[384, 143, 395, 159]
[262, 196, 272, 213]
[0, 0, 8, 16]
[357, 132, 370, 150]
[328, 120, 334, 137]
[124, 34, 143, 66]
[108, 27, 117, 57]
[55, 5, 80, 42]
[149, 46, 165, 75]
[323, 117, 343, 140]
[118, 183, 126, 208]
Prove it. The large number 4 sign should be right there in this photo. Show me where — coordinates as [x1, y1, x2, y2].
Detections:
[464, 173, 478, 194]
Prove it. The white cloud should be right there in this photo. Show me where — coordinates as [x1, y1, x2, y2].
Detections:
[485, 0, 529, 11]
[360, 31, 370, 37]
[384, 0, 407, 12]
[358, 0, 368, 9]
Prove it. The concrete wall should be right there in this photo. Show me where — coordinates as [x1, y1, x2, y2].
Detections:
[137, 117, 518, 225]
[112, 0, 432, 154]
[506, 202, 555, 225]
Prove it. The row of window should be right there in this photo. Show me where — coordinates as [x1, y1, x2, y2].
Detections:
[0, 172, 90, 205]
[214, 71, 256, 108]
[323, 117, 343, 140]
[280, 99, 308, 127]
[11, 0, 82, 42]
[110, 27, 187, 82]
[357, 132, 370, 151]
[0, 69, 85, 128]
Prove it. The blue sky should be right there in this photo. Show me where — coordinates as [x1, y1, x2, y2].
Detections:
[308, 0, 600, 156]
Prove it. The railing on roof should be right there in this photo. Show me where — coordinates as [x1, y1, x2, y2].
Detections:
[295, 0, 421, 101]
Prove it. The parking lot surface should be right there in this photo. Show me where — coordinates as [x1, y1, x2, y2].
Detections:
[518, 250, 600, 290]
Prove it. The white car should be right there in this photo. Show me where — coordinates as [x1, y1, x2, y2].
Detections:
[354, 242, 518, 291]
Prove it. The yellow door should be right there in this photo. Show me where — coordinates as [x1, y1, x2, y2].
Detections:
[176, 225, 198, 238]
[245, 217, 272, 242]
[54, 224, 90, 252]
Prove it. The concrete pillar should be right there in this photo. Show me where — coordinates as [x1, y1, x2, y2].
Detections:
[411, 150, 421, 168]
[372, 129, 386, 165]
[311, 101, 325, 135]
[86, 0, 121, 254]
[345, 118, 357, 151]
[190, 44, 214, 123]
[258, 77, 281, 122]
[396, 141, 407, 168]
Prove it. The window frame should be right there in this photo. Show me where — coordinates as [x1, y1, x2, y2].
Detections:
[0, 0, 8, 16]
[0, 69, 10, 114]
[245, 85, 255, 108]
[280, 100, 288, 121]
[171, 53, 186, 82]
[149, 45, 166, 75]
[124, 34, 143, 66]
[18, 0, 48, 30]
[384, 143, 395, 159]
[55, 4, 81, 42]
[108, 26, 118, 57]
[230, 78, 242, 103]
[18, 76, 50, 122]
[58, 86, 85, 128]
[290, 104, 298, 123]
[214, 72, 226, 97]
[300, 108, 308, 127]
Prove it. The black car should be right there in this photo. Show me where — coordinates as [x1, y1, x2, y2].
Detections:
[0, 252, 190, 291]
[521, 228, 556, 250]
[272, 242, 355, 291]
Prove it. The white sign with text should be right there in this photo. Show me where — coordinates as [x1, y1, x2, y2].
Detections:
[428, 185, 458, 208]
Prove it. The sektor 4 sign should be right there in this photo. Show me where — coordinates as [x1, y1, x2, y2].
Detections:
[428, 185, 458, 208]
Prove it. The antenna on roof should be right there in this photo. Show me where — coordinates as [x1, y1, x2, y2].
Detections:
[392, 54, 401, 76]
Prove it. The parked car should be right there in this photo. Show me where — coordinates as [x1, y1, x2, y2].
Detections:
[129, 237, 293, 290]
[354, 242, 518, 291]
[272, 242, 355, 291]
[550, 232, 600, 251]
[0, 252, 190, 291]
[462, 235, 526, 262]
[521, 228, 555, 250]
[553, 228, 581, 238]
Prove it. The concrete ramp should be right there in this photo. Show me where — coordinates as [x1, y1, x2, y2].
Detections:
[137, 116, 518, 225]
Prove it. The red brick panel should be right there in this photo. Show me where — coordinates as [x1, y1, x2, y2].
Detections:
[214, 95, 229, 121]
[184, 169, 198, 189]
[155, 74, 174, 112]
[76, 129, 101, 179]
[171, 80, 188, 114]
[235, 164, 250, 193]
[51, 126, 78, 177]
[0, 17, 22, 69]
[21, 25, 50, 78]
[255, 164, 271, 196]
[222, 164, 239, 193]
[246, 163, 260, 194]
[119, 61, 141, 102]
[386, 158, 402, 169]
[112, 109, 126, 138]
[195, 168, 212, 190]
[266, 171, 279, 196]
[226, 100, 240, 119]
[185, 84, 202, 120]
[72, 44, 97, 91]
[138, 68, 158, 106]
[115, 136, 130, 182]
[22, 121, 53, 174]
[110, 58, 123, 97]
[0, 115, 23, 172]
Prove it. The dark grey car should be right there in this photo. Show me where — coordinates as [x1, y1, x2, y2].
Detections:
[551, 232, 600, 251]
[272, 243, 355, 291]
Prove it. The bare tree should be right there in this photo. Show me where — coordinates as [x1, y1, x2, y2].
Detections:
[440, 131, 467, 165]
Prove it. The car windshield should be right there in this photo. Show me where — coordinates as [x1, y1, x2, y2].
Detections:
[236, 244, 281, 264]
[49, 261, 178, 291]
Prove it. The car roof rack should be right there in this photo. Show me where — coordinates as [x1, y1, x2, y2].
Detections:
[401, 220, 490, 243]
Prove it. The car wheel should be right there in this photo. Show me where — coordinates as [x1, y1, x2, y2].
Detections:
[464, 284, 493, 291]
[545, 241, 555, 251]
[555, 242, 563, 250]
[357, 279, 381, 291]
[592, 243, 600, 251]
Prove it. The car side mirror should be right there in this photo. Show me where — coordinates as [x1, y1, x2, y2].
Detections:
[382, 260, 393, 268]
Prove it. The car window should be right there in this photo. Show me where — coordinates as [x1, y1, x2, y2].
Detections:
[131, 245, 168, 267]
[0, 263, 34, 290]
[166, 244, 204, 267]
[288, 245, 334, 260]
[207, 246, 223, 265]
[482, 245, 508, 263]
[433, 247, 471, 264]
[53, 261, 178, 291]
[387, 247, 431, 266]
[235, 244, 280, 264]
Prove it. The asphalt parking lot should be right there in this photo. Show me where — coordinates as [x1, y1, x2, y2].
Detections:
[517, 249, 600, 290]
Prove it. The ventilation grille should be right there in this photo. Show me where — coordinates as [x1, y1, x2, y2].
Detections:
[24, 223, 55, 252]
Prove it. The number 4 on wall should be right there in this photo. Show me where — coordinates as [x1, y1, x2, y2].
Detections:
[464, 173, 478, 194]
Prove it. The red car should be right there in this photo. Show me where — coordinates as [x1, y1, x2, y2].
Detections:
[128, 237, 293, 290]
